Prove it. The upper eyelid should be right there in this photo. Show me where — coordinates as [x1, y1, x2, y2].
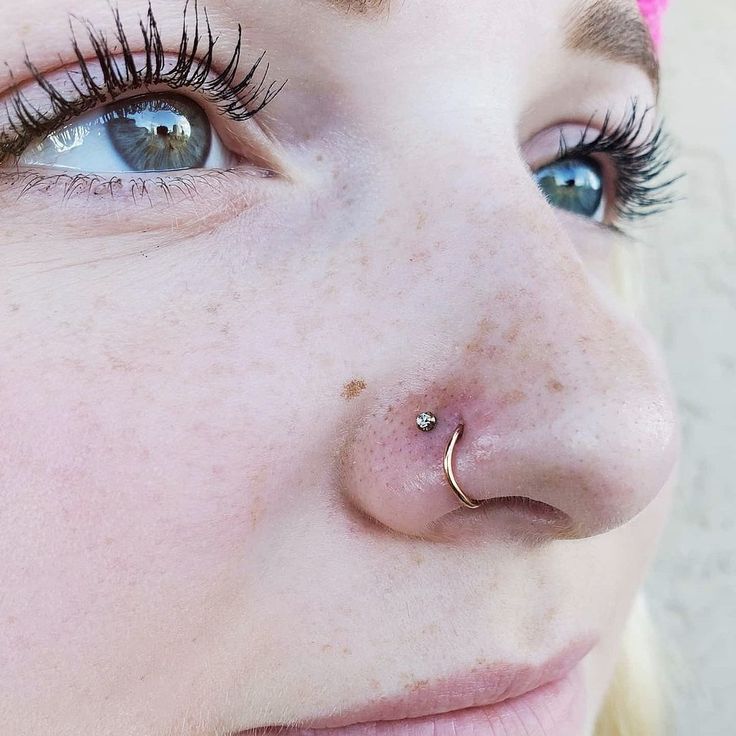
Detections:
[522, 103, 663, 162]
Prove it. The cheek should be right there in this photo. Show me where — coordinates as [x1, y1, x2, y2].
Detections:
[0, 369, 229, 661]
[0, 279, 330, 689]
[0, 174, 364, 676]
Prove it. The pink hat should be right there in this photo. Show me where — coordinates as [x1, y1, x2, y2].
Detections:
[638, 0, 669, 50]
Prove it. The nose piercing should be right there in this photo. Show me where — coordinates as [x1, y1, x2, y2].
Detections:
[416, 411, 437, 431]
[443, 423, 482, 509]
[416, 411, 482, 509]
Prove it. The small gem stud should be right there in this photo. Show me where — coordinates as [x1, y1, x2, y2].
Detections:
[416, 411, 437, 431]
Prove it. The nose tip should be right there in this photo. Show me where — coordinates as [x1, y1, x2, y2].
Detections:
[334, 366, 681, 543]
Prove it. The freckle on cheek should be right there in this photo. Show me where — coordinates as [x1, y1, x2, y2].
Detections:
[503, 322, 521, 344]
[499, 389, 527, 407]
[342, 378, 367, 400]
[249, 495, 266, 530]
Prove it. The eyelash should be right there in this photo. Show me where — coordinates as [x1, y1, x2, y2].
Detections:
[0, 0, 286, 164]
[554, 100, 680, 223]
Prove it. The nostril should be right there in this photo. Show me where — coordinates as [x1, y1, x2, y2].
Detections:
[431, 493, 577, 544]
[482, 496, 569, 523]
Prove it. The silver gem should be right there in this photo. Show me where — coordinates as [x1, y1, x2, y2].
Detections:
[416, 411, 437, 431]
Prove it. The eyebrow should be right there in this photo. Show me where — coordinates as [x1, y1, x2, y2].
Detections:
[322, 0, 392, 15]
[324, 0, 659, 92]
[564, 0, 660, 93]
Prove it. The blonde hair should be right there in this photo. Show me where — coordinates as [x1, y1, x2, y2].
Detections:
[593, 240, 682, 736]
[592, 592, 680, 736]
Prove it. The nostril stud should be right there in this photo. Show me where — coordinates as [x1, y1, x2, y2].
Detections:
[416, 411, 437, 431]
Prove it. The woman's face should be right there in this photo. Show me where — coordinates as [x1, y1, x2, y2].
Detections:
[0, 1, 681, 735]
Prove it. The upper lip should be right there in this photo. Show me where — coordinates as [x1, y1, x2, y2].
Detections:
[246, 634, 597, 731]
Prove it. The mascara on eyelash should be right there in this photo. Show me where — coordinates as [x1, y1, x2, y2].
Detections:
[0, 0, 287, 163]
[554, 99, 682, 222]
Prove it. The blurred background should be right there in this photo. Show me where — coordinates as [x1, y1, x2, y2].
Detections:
[638, 1, 736, 733]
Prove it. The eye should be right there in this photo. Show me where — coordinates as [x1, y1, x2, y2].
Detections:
[533, 156, 605, 221]
[18, 92, 235, 173]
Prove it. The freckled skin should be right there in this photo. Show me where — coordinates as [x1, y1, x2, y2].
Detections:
[0, 1, 680, 736]
[342, 378, 368, 399]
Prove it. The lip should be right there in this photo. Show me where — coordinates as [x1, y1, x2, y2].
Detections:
[236, 635, 596, 736]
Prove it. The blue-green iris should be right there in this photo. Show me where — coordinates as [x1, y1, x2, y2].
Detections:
[534, 157, 604, 219]
[104, 94, 211, 172]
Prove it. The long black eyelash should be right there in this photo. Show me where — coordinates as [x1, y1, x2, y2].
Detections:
[0, 0, 287, 163]
[557, 99, 681, 222]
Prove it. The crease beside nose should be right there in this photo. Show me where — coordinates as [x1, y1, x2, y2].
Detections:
[332, 285, 682, 544]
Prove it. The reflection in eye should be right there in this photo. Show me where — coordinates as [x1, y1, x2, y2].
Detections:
[18, 93, 233, 173]
[106, 95, 211, 170]
[534, 157, 604, 221]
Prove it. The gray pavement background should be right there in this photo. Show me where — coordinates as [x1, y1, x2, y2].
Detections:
[638, 1, 736, 734]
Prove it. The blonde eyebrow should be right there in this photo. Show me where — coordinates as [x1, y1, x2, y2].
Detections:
[320, 0, 392, 16]
[320, 0, 659, 93]
[565, 0, 660, 93]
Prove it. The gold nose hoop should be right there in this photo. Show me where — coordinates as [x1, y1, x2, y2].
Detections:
[416, 412, 482, 509]
[443, 423, 482, 509]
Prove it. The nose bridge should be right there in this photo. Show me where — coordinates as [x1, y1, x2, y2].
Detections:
[376, 104, 658, 386]
[381, 129, 636, 386]
[333, 147, 682, 543]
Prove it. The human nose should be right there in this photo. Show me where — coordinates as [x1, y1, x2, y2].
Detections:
[333, 182, 682, 545]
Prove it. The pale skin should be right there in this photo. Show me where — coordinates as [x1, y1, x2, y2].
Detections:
[0, 1, 681, 735]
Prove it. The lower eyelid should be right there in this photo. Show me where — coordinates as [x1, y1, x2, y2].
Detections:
[0, 165, 280, 235]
